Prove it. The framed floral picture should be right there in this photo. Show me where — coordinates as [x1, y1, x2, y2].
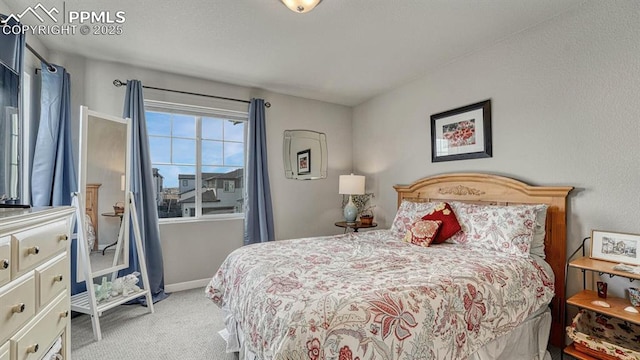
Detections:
[591, 230, 640, 266]
[430, 99, 492, 162]
[297, 149, 311, 175]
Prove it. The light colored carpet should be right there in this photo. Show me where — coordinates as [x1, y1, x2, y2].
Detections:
[72, 287, 568, 360]
[71, 288, 237, 360]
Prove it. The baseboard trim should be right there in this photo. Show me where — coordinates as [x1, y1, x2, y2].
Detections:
[165, 278, 210, 293]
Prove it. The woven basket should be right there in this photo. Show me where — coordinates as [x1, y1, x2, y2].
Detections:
[567, 310, 640, 360]
[360, 215, 373, 225]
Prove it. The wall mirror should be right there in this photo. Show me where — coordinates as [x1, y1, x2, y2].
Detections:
[77, 106, 131, 281]
[0, 57, 21, 205]
[0, 15, 23, 206]
[283, 130, 327, 180]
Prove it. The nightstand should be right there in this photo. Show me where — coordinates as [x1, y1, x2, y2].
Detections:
[334, 221, 378, 233]
[101, 212, 124, 255]
[563, 237, 640, 359]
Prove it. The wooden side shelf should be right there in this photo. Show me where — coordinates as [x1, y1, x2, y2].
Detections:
[567, 290, 640, 325]
[569, 257, 640, 281]
[565, 256, 640, 359]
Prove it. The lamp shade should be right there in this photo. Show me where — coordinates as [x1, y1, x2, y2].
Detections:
[280, 0, 323, 13]
[339, 174, 365, 195]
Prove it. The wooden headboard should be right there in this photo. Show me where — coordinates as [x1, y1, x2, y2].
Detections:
[394, 173, 573, 347]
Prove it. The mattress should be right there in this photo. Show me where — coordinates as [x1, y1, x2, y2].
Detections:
[207, 229, 555, 360]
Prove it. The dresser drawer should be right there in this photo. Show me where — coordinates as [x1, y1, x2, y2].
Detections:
[12, 292, 68, 360]
[0, 237, 10, 287]
[13, 219, 69, 276]
[36, 253, 68, 309]
[0, 341, 8, 360]
[0, 275, 35, 344]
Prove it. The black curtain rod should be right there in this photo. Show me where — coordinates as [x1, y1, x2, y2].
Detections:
[112, 79, 271, 108]
[25, 43, 56, 72]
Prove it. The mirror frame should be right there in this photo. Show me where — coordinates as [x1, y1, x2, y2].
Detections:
[77, 106, 132, 280]
[283, 130, 328, 180]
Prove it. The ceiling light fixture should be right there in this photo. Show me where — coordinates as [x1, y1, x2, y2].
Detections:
[280, 0, 323, 14]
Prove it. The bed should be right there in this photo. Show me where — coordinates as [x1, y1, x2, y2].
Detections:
[207, 173, 573, 359]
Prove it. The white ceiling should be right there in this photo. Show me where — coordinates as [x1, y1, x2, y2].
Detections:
[4, 0, 585, 106]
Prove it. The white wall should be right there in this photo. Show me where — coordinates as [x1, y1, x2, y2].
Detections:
[353, 1, 640, 297]
[46, 56, 352, 286]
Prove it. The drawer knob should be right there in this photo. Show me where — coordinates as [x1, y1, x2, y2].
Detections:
[12, 303, 25, 313]
[58, 234, 69, 241]
[60, 310, 69, 318]
[53, 274, 64, 282]
[27, 344, 39, 353]
[1, 259, 8, 269]
[27, 246, 40, 255]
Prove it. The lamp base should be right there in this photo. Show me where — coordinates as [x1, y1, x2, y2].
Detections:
[343, 195, 358, 224]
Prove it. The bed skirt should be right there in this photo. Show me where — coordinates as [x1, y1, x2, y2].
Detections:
[218, 305, 552, 360]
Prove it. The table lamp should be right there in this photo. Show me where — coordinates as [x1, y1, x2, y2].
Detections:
[339, 174, 365, 224]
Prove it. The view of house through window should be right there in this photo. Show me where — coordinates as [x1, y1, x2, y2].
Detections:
[145, 101, 247, 219]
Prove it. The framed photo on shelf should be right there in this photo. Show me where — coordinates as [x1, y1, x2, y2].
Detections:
[590, 230, 640, 265]
[297, 149, 311, 175]
[430, 99, 492, 162]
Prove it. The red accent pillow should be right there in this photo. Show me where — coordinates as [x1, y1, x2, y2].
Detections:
[403, 219, 442, 247]
[421, 202, 461, 244]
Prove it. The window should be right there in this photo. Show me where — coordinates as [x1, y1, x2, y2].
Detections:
[145, 100, 247, 219]
[223, 180, 235, 192]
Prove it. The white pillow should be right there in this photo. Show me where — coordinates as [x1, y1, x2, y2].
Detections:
[530, 206, 548, 259]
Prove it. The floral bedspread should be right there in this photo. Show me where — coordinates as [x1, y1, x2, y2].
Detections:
[206, 230, 554, 360]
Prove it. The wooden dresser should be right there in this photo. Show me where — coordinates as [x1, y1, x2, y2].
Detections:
[0, 207, 74, 360]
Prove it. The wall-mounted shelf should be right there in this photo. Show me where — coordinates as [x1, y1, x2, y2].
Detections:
[569, 257, 640, 282]
[567, 290, 640, 325]
[564, 256, 640, 359]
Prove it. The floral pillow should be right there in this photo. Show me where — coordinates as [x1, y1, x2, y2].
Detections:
[403, 219, 442, 247]
[390, 200, 438, 238]
[447, 202, 546, 257]
[421, 202, 461, 244]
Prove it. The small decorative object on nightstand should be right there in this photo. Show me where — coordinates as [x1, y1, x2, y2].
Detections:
[360, 210, 374, 226]
[113, 202, 125, 215]
[339, 174, 365, 224]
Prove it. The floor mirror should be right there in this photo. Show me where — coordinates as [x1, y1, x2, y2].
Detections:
[71, 106, 153, 341]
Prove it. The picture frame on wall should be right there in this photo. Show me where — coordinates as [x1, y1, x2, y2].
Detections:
[590, 230, 640, 266]
[430, 99, 492, 162]
[297, 149, 311, 175]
